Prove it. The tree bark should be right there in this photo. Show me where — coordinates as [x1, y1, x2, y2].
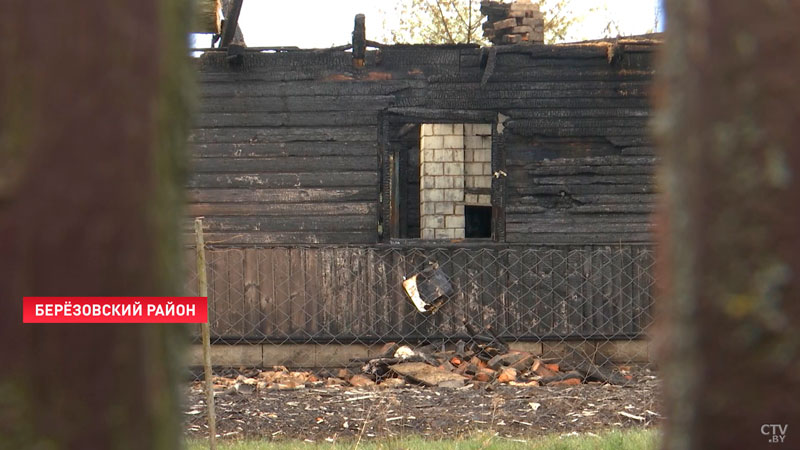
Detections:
[657, 1, 800, 449]
[0, 1, 193, 449]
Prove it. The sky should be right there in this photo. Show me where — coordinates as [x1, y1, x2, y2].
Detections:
[193, 0, 663, 49]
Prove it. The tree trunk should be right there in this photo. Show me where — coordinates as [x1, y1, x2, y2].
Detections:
[657, 1, 800, 449]
[0, 1, 193, 449]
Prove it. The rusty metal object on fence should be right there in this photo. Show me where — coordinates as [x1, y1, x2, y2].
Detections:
[402, 262, 453, 313]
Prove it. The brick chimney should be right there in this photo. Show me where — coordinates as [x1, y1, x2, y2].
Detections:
[481, 0, 545, 45]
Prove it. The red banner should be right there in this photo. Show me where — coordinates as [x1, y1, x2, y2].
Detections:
[22, 297, 208, 323]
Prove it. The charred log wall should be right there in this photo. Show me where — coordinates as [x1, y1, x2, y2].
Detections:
[189, 40, 657, 246]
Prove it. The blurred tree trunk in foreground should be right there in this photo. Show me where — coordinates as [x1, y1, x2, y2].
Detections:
[657, 1, 800, 449]
[0, 1, 193, 449]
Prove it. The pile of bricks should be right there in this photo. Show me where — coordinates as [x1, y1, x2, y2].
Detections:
[357, 337, 633, 388]
[194, 348, 633, 392]
[481, 0, 545, 45]
[193, 324, 634, 392]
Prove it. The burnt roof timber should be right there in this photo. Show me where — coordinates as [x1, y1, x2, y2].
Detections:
[219, 0, 243, 49]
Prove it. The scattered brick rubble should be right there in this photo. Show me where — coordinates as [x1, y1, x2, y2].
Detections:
[204, 340, 633, 394]
[481, 0, 545, 45]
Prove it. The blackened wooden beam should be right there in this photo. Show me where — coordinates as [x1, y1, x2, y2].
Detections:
[481, 47, 497, 87]
[220, 0, 243, 49]
[353, 14, 366, 68]
[220, 0, 246, 46]
[226, 43, 245, 65]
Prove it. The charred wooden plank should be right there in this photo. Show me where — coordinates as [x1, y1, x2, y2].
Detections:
[191, 231, 376, 245]
[190, 142, 377, 158]
[244, 248, 261, 337]
[194, 111, 379, 128]
[187, 172, 378, 189]
[198, 95, 395, 113]
[198, 79, 421, 97]
[258, 249, 276, 336]
[506, 222, 653, 235]
[184, 215, 375, 233]
[187, 187, 375, 204]
[505, 231, 654, 244]
[188, 126, 378, 144]
[566, 249, 584, 334]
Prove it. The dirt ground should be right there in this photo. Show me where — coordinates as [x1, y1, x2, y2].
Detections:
[183, 368, 661, 442]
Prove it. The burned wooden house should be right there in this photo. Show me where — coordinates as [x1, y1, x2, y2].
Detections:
[186, 16, 660, 365]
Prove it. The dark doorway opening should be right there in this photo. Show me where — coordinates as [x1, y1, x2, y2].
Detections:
[391, 123, 421, 238]
[465, 205, 492, 238]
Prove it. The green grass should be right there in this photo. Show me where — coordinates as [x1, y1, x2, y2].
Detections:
[187, 429, 659, 450]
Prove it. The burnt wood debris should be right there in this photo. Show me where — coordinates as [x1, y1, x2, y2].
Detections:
[354, 322, 630, 388]
[208, 327, 631, 391]
[187, 4, 660, 352]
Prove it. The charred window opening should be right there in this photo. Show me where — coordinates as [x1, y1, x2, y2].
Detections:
[386, 121, 496, 241]
[465, 205, 492, 238]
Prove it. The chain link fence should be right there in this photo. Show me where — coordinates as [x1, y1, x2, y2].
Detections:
[185, 243, 655, 377]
